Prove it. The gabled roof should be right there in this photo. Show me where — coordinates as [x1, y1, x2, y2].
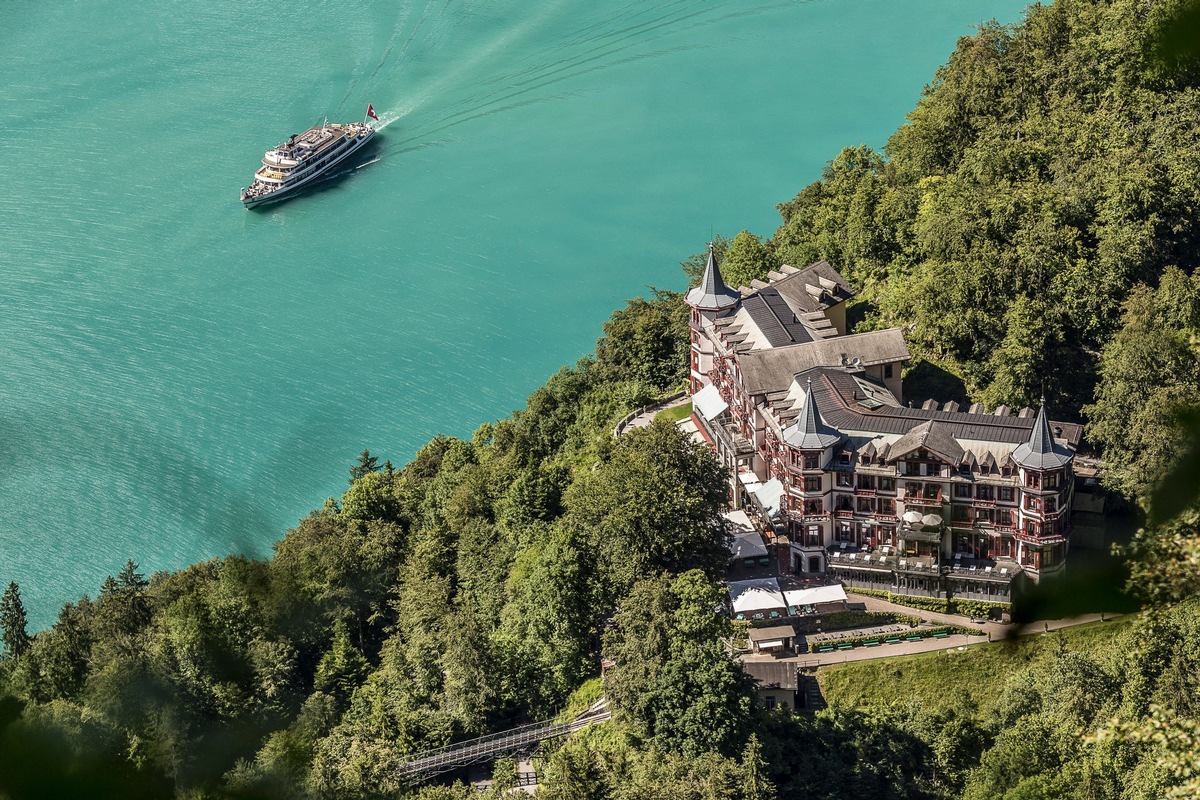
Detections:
[1011, 402, 1073, 470]
[685, 243, 740, 310]
[782, 379, 842, 450]
[887, 420, 965, 464]
[801, 369, 1083, 448]
[739, 328, 910, 394]
[769, 261, 855, 316]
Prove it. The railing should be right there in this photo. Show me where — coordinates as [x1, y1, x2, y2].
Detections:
[397, 705, 612, 785]
[613, 390, 688, 438]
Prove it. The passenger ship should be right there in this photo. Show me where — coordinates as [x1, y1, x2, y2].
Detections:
[240, 108, 378, 208]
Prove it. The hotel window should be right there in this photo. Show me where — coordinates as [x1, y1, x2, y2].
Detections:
[976, 508, 993, 524]
[1024, 496, 1040, 511]
[884, 363, 894, 379]
[1026, 472, 1041, 489]
[952, 505, 971, 522]
[998, 509, 1013, 526]
[803, 454, 819, 470]
[806, 525, 821, 546]
[880, 478, 894, 492]
[1000, 487, 1014, 502]
[857, 497, 873, 513]
[977, 486, 993, 501]
[836, 473, 853, 488]
[805, 477, 821, 492]
[954, 484, 971, 498]
[838, 452, 851, 465]
[838, 523, 853, 541]
[1045, 472, 1060, 489]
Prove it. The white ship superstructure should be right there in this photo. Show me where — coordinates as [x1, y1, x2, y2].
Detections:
[240, 118, 376, 208]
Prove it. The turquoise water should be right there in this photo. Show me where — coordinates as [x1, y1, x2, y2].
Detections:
[0, 0, 1027, 627]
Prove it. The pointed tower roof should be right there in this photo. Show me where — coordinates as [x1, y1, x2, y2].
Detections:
[782, 378, 843, 449]
[685, 242, 741, 311]
[1011, 399, 1073, 470]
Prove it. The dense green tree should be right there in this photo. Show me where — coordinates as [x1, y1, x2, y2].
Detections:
[715, 231, 775, 291]
[1084, 268, 1200, 500]
[0, 583, 30, 660]
[594, 290, 689, 391]
[313, 620, 370, 708]
[565, 420, 729, 603]
[349, 449, 380, 484]
[603, 571, 756, 758]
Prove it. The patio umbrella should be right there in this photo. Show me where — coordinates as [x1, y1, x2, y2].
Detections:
[921, 513, 943, 527]
[902, 510, 923, 524]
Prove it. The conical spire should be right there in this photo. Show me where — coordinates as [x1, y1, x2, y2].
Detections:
[1011, 397, 1072, 470]
[783, 378, 842, 449]
[685, 241, 741, 311]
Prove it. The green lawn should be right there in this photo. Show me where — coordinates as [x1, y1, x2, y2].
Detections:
[818, 616, 1136, 712]
[655, 401, 693, 424]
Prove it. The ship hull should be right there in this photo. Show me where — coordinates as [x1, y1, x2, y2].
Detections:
[242, 127, 377, 209]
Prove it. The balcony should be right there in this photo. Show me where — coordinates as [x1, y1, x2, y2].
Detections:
[854, 488, 877, 497]
[900, 526, 942, 544]
[972, 498, 996, 508]
[903, 491, 943, 507]
[709, 418, 755, 456]
[834, 509, 855, 519]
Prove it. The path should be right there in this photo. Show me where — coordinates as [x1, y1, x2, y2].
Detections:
[742, 594, 1117, 668]
[613, 391, 689, 437]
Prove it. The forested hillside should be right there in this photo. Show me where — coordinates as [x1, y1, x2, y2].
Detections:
[703, 0, 1200, 459]
[0, 291, 757, 798]
[3, 1, 1200, 798]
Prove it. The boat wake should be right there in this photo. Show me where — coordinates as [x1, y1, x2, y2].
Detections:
[339, 0, 795, 155]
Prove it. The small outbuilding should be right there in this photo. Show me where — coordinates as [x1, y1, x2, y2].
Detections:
[747, 624, 797, 655]
[742, 661, 799, 712]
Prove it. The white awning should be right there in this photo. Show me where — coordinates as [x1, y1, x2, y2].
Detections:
[737, 471, 762, 489]
[693, 383, 729, 421]
[753, 478, 785, 520]
[783, 584, 848, 607]
[728, 578, 786, 613]
[723, 508, 757, 532]
[756, 639, 784, 650]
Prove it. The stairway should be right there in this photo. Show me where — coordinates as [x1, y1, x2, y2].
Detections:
[799, 674, 826, 712]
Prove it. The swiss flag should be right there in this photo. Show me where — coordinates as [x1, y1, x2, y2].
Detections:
[366, 104, 379, 121]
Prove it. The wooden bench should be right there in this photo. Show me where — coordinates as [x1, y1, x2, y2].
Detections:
[837, 643, 854, 650]
[932, 630, 950, 638]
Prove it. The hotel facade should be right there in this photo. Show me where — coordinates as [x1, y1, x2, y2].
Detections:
[686, 247, 1083, 605]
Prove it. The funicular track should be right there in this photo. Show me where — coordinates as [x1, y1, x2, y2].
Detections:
[397, 698, 611, 785]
